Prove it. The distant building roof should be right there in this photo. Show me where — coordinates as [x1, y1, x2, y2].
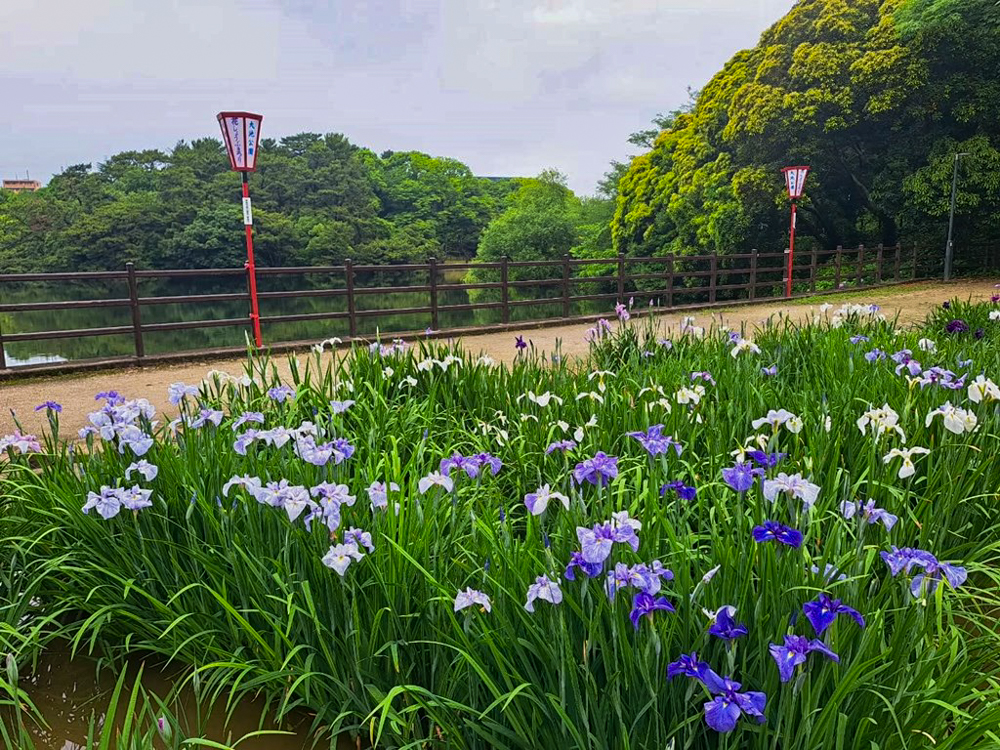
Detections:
[2, 179, 41, 192]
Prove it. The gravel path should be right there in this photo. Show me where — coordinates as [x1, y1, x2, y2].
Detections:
[3, 279, 995, 438]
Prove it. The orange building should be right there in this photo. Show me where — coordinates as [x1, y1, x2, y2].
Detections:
[2, 179, 41, 193]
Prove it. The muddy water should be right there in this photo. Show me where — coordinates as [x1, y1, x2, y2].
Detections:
[19, 648, 355, 749]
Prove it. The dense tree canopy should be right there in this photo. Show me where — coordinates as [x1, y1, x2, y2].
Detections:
[0, 136, 517, 272]
[611, 0, 1000, 259]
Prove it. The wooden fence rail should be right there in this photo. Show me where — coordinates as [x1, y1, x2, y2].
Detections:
[0, 244, 916, 375]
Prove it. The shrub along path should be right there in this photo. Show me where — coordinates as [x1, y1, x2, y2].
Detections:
[2, 279, 996, 438]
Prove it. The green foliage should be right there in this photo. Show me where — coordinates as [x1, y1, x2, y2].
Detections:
[612, 0, 1000, 260]
[0, 136, 518, 273]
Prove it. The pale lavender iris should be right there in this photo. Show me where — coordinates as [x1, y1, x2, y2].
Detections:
[231, 412, 264, 431]
[125, 460, 158, 482]
[524, 575, 562, 612]
[167, 383, 199, 405]
[627, 425, 682, 457]
[840, 499, 897, 530]
[267, 385, 294, 403]
[454, 587, 491, 613]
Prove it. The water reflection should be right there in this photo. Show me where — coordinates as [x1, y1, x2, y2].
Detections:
[18, 647, 346, 750]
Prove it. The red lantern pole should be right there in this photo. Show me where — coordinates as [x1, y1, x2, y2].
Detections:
[217, 111, 264, 348]
[786, 201, 797, 298]
[242, 172, 262, 347]
[780, 165, 810, 299]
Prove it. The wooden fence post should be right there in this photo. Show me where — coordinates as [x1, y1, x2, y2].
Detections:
[875, 243, 884, 284]
[856, 245, 865, 286]
[428, 256, 439, 330]
[749, 249, 758, 301]
[344, 258, 357, 337]
[893, 243, 901, 281]
[809, 247, 818, 293]
[912, 245, 918, 279]
[500, 256, 510, 324]
[616, 253, 626, 304]
[834, 246, 843, 288]
[562, 254, 571, 318]
[709, 253, 718, 303]
[126, 262, 144, 361]
[0, 314, 6, 371]
[666, 254, 675, 308]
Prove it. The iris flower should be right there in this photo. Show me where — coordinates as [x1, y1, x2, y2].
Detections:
[722, 462, 763, 492]
[322, 542, 363, 576]
[882, 447, 930, 479]
[34, 401, 62, 413]
[125, 460, 158, 482]
[419, 472, 454, 494]
[707, 605, 748, 641]
[762, 472, 821, 511]
[525, 575, 562, 612]
[802, 593, 865, 635]
[769, 635, 839, 682]
[524, 484, 570, 515]
[545, 439, 577, 454]
[660, 480, 697, 501]
[564, 552, 603, 580]
[840, 499, 897, 529]
[572, 452, 619, 486]
[629, 591, 675, 629]
[752, 521, 803, 548]
[703, 676, 767, 733]
[628, 425, 683, 456]
[454, 588, 491, 613]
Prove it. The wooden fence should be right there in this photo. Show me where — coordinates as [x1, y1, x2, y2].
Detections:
[0, 244, 917, 376]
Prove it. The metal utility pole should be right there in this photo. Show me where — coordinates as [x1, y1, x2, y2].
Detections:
[943, 152, 968, 282]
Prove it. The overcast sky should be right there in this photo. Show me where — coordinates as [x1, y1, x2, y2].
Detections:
[1, 0, 794, 196]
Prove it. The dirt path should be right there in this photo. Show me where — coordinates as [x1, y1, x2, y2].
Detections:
[2, 279, 995, 438]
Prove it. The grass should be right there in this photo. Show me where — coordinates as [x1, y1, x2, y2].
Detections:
[2, 298, 1000, 749]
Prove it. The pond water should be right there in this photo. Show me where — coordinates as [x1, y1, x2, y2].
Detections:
[0, 266, 621, 368]
[18, 647, 352, 749]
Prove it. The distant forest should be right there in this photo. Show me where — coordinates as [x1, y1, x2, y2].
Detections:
[1, 0, 997, 275]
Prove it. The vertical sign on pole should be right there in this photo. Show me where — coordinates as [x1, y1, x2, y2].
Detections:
[781, 165, 810, 298]
[217, 111, 264, 347]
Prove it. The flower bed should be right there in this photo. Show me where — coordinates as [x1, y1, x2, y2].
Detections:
[3, 300, 1000, 748]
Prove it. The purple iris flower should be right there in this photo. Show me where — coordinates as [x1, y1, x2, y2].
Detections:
[880, 546, 967, 596]
[667, 652, 717, 682]
[564, 551, 603, 580]
[703, 676, 767, 733]
[267, 384, 294, 403]
[722, 461, 763, 492]
[746, 450, 787, 469]
[440, 453, 481, 478]
[34, 401, 63, 413]
[752, 521, 803, 549]
[474, 452, 503, 475]
[629, 591, 675, 630]
[515, 335, 527, 351]
[769, 635, 839, 683]
[942, 301, 951, 309]
[545, 439, 577, 454]
[890, 349, 912, 364]
[761, 365, 778, 377]
[849, 335, 869, 344]
[95, 390, 123, 404]
[864, 349, 886, 362]
[945, 319, 969, 334]
[660, 480, 697, 501]
[708, 605, 748, 641]
[572, 452, 619, 487]
[974, 327, 985, 339]
[802, 593, 865, 635]
[841, 499, 897, 530]
[627, 425, 682, 457]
